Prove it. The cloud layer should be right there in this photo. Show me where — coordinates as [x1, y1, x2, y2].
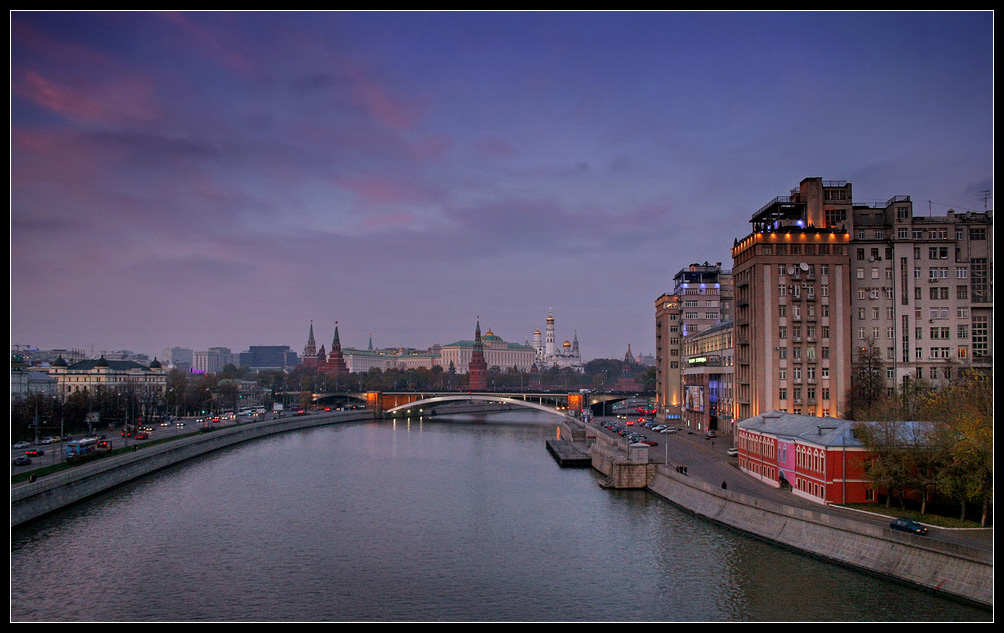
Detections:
[11, 11, 994, 360]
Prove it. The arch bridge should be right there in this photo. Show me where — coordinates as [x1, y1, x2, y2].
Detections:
[364, 391, 591, 419]
[301, 390, 640, 417]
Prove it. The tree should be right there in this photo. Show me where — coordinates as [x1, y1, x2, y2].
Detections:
[846, 340, 886, 420]
[918, 372, 993, 526]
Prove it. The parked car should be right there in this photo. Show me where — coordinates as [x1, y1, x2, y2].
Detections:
[13, 441, 30, 449]
[41, 437, 55, 444]
[727, 447, 739, 457]
[890, 518, 928, 536]
[705, 431, 717, 439]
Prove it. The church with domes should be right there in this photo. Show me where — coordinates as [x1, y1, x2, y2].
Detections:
[531, 309, 583, 372]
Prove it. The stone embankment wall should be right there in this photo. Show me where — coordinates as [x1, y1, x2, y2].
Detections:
[11, 410, 376, 528]
[646, 466, 993, 608]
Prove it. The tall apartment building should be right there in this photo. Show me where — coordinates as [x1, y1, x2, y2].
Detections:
[850, 201, 993, 391]
[657, 262, 733, 426]
[654, 293, 682, 422]
[732, 178, 855, 421]
[673, 262, 733, 337]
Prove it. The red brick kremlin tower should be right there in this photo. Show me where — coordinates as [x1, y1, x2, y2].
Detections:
[302, 321, 319, 370]
[321, 321, 349, 376]
[468, 318, 488, 391]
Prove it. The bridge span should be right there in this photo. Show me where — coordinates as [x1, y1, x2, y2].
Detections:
[306, 390, 640, 416]
[382, 394, 575, 418]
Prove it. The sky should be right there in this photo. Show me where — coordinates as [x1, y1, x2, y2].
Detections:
[10, 11, 994, 363]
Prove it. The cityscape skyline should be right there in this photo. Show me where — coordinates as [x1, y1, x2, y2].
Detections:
[11, 12, 993, 362]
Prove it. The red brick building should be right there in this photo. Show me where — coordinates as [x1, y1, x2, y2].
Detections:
[736, 410, 875, 505]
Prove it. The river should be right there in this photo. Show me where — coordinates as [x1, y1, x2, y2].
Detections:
[10, 411, 990, 622]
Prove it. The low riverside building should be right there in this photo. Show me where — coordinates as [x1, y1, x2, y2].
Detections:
[736, 410, 872, 506]
[47, 355, 167, 399]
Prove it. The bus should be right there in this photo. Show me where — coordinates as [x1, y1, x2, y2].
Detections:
[65, 437, 100, 460]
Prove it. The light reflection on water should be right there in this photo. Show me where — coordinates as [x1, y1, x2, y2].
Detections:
[10, 412, 989, 622]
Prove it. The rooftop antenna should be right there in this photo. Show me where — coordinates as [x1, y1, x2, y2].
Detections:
[983, 189, 992, 211]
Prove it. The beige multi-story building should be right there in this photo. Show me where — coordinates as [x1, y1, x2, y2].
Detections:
[47, 355, 167, 399]
[193, 347, 240, 374]
[732, 178, 855, 421]
[654, 293, 682, 422]
[850, 201, 993, 390]
[681, 320, 736, 435]
[673, 262, 733, 337]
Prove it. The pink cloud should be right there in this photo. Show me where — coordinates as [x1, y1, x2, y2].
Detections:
[335, 173, 442, 207]
[160, 11, 256, 76]
[342, 60, 424, 131]
[14, 69, 160, 125]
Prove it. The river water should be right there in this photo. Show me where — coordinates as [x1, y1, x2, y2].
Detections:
[10, 411, 989, 622]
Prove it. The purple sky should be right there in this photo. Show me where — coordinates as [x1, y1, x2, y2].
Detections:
[11, 11, 993, 362]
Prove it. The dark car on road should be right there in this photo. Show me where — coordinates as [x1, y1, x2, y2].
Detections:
[890, 518, 928, 536]
[13, 456, 32, 466]
[25, 449, 44, 457]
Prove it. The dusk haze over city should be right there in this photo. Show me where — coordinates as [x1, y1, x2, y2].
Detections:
[11, 11, 992, 360]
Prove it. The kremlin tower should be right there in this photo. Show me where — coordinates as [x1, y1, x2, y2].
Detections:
[321, 321, 349, 376]
[468, 318, 488, 391]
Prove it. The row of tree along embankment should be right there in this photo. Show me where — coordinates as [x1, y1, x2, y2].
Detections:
[11, 410, 377, 528]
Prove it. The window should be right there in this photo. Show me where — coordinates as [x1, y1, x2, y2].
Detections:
[973, 316, 989, 357]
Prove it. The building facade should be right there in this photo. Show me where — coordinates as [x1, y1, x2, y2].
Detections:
[681, 320, 736, 435]
[674, 262, 733, 337]
[47, 355, 167, 399]
[439, 326, 535, 374]
[654, 293, 682, 421]
[193, 347, 240, 374]
[849, 202, 993, 392]
[736, 411, 873, 505]
[732, 178, 855, 421]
